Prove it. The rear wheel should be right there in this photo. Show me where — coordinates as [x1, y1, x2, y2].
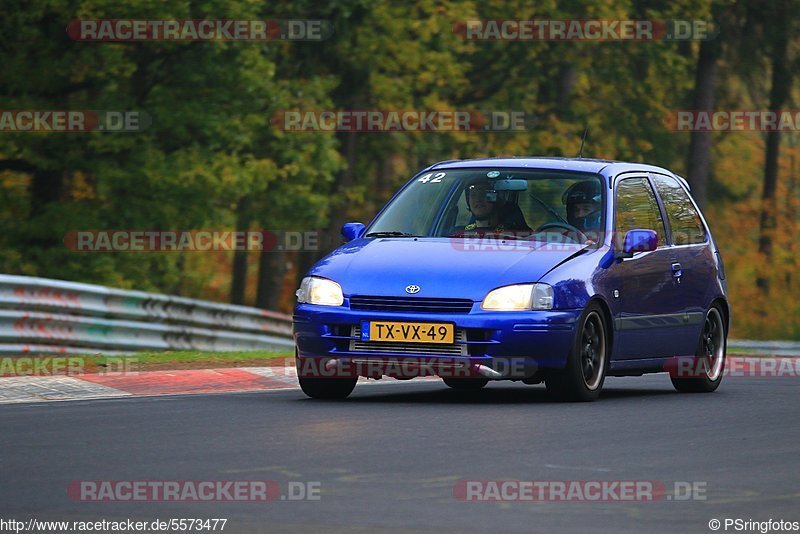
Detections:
[442, 378, 489, 390]
[546, 302, 608, 402]
[671, 305, 726, 393]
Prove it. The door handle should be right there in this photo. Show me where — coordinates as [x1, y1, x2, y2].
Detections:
[671, 262, 683, 277]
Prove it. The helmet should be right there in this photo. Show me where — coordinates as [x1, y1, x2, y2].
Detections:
[562, 180, 602, 231]
[465, 181, 497, 205]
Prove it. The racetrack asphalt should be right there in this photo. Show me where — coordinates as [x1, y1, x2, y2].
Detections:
[0, 373, 798, 533]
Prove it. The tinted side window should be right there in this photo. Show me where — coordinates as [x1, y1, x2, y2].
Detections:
[615, 178, 667, 247]
[651, 175, 707, 245]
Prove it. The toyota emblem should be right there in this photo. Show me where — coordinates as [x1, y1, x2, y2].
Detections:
[405, 285, 421, 294]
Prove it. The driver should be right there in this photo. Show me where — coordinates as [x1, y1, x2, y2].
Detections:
[464, 182, 499, 230]
[463, 181, 530, 232]
[562, 180, 602, 233]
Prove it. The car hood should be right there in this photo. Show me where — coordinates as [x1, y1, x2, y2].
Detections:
[308, 237, 589, 301]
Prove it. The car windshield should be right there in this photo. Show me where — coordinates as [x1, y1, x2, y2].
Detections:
[367, 168, 605, 244]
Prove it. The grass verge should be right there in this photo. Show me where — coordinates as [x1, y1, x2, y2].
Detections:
[0, 350, 294, 375]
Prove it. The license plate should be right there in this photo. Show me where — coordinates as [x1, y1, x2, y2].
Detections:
[361, 321, 455, 344]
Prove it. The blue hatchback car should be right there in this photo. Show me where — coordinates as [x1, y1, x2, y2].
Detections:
[293, 158, 729, 401]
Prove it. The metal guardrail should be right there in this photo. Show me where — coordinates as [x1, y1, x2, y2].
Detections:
[0, 274, 294, 355]
[728, 340, 800, 357]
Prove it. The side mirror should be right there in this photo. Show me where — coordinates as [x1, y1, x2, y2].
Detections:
[341, 222, 366, 242]
[616, 229, 658, 259]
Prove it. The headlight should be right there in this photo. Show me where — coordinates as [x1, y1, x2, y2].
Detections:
[296, 277, 344, 306]
[481, 283, 553, 311]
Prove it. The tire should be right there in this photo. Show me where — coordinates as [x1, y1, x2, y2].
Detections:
[298, 377, 357, 399]
[442, 378, 489, 390]
[671, 305, 726, 393]
[545, 302, 608, 402]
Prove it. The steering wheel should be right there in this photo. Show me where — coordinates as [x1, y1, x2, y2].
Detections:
[535, 221, 588, 244]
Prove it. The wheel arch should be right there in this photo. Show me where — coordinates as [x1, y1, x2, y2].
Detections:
[587, 296, 614, 356]
[709, 297, 730, 335]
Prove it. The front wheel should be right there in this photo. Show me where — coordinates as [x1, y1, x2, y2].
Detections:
[671, 305, 726, 393]
[298, 377, 357, 399]
[545, 303, 608, 402]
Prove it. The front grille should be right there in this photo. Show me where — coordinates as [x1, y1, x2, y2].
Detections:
[349, 295, 474, 314]
[349, 326, 468, 356]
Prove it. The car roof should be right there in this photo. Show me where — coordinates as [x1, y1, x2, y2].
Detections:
[429, 157, 678, 181]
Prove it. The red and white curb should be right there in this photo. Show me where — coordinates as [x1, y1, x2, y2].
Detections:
[0, 367, 302, 404]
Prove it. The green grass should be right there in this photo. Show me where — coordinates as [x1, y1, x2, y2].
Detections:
[78, 350, 292, 370]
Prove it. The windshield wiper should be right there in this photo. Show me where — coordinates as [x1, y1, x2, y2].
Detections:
[364, 231, 422, 238]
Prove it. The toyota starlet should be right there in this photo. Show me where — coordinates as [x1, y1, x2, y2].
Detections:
[293, 157, 729, 401]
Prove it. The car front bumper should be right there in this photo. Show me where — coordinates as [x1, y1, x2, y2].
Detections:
[293, 303, 581, 379]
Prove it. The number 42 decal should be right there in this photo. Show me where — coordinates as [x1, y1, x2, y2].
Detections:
[418, 172, 446, 183]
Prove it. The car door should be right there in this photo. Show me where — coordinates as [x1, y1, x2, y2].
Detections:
[610, 175, 685, 360]
[650, 173, 713, 356]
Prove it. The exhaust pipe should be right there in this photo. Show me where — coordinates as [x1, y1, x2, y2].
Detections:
[472, 364, 504, 379]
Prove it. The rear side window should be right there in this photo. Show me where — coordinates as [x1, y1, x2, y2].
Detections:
[615, 177, 667, 247]
[651, 175, 707, 245]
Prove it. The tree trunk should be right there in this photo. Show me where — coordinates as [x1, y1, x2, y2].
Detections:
[557, 64, 577, 111]
[786, 146, 796, 287]
[256, 248, 287, 310]
[229, 197, 250, 305]
[30, 169, 64, 217]
[686, 37, 718, 208]
[23, 168, 66, 249]
[755, 18, 792, 290]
